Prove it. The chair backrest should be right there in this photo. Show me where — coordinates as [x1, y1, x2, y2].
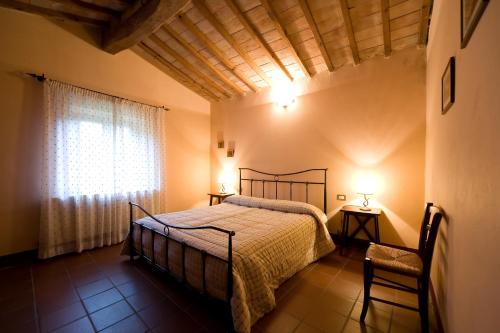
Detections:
[417, 202, 443, 277]
[417, 203, 433, 256]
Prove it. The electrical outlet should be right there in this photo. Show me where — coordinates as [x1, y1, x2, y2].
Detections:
[337, 194, 346, 201]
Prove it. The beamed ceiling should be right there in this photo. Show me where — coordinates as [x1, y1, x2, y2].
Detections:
[1, 0, 432, 101]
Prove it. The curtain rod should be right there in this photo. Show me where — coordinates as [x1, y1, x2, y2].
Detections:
[25, 73, 170, 111]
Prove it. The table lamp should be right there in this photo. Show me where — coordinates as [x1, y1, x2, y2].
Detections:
[357, 192, 373, 211]
[357, 172, 376, 211]
[217, 171, 230, 194]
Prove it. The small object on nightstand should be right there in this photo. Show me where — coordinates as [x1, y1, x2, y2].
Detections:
[340, 205, 382, 255]
[208, 193, 234, 206]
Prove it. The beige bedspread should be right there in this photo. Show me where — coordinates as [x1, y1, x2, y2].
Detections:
[125, 195, 335, 332]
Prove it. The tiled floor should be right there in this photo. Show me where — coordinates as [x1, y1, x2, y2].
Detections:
[0, 244, 437, 333]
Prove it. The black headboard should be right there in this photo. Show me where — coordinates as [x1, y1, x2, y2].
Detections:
[238, 168, 328, 213]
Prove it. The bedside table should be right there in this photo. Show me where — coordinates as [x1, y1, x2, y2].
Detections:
[208, 193, 234, 206]
[340, 205, 382, 254]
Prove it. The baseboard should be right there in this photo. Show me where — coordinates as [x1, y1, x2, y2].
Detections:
[430, 280, 445, 333]
[0, 249, 37, 267]
[330, 233, 371, 248]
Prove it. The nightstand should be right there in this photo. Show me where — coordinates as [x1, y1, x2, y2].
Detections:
[340, 205, 382, 254]
[208, 193, 234, 206]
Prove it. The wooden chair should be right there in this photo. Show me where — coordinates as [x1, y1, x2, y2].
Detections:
[360, 203, 443, 333]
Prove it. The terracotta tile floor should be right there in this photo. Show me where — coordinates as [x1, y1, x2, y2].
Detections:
[0, 244, 438, 332]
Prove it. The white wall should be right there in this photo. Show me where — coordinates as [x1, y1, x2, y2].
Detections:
[426, 0, 500, 331]
[0, 8, 211, 256]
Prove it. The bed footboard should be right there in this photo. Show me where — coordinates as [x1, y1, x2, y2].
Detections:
[128, 202, 236, 329]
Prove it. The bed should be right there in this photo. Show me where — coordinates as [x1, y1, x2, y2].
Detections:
[124, 168, 335, 333]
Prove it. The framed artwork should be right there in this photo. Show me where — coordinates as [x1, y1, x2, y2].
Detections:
[461, 0, 489, 48]
[442, 57, 455, 114]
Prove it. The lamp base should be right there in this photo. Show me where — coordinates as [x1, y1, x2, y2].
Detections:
[360, 193, 371, 211]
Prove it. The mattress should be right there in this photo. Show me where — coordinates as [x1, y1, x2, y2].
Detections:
[124, 195, 335, 332]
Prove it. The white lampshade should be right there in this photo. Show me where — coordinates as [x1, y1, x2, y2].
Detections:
[356, 172, 376, 195]
[217, 170, 233, 193]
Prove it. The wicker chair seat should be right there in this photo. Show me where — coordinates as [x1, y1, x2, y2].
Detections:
[367, 244, 423, 276]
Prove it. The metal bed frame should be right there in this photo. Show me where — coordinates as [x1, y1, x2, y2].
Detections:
[128, 168, 328, 330]
[239, 168, 328, 213]
[128, 203, 236, 328]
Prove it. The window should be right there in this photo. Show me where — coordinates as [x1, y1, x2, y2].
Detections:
[40, 79, 166, 259]
[47, 86, 164, 199]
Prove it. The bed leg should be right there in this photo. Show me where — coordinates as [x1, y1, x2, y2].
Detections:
[226, 303, 235, 333]
[129, 229, 134, 262]
[129, 202, 134, 263]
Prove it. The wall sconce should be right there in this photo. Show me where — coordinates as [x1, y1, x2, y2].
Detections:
[217, 131, 224, 149]
[227, 141, 235, 157]
[276, 92, 295, 110]
[272, 79, 296, 110]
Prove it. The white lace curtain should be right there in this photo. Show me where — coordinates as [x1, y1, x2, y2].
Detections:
[39, 80, 166, 259]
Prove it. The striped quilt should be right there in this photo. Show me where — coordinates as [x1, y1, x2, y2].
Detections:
[124, 195, 335, 332]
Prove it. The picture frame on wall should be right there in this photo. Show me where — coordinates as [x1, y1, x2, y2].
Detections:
[461, 0, 489, 48]
[442, 57, 455, 114]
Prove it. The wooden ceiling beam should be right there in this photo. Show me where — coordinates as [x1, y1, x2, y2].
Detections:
[149, 34, 231, 99]
[192, 0, 273, 86]
[163, 25, 246, 95]
[178, 14, 258, 92]
[118, 0, 142, 22]
[82, 0, 130, 12]
[418, 0, 432, 45]
[260, 0, 311, 78]
[222, 0, 293, 81]
[102, 0, 190, 54]
[297, 0, 334, 72]
[136, 42, 220, 101]
[69, 0, 119, 17]
[380, 0, 391, 57]
[0, 0, 106, 26]
[339, 0, 360, 65]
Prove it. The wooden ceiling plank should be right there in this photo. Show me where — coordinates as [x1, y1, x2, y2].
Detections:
[192, 0, 273, 86]
[103, 0, 190, 54]
[0, 0, 106, 26]
[297, 0, 334, 71]
[149, 34, 231, 98]
[137, 42, 220, 101]
[381, 0, 391, 56]
[339, 0, 360, 65]
[222, 0, 293, 81]
[163, 25, 245, 95]
[418, 0, 431, 45]
[179, 13, 258, 92]
[259, 0, 311, 78]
